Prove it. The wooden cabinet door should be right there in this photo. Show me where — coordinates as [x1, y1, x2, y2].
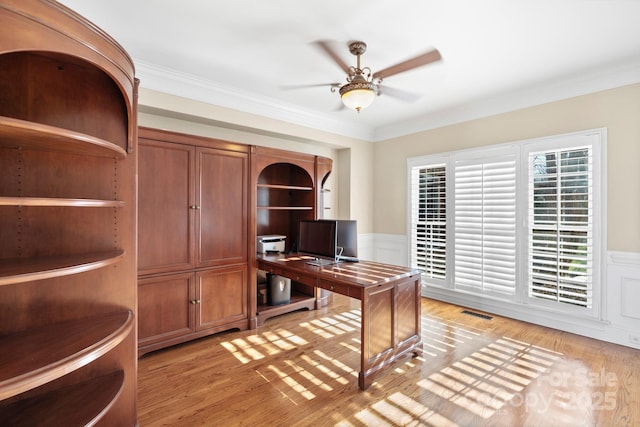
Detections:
[138, 140, 196, 275]
[196, 147, 248, 267]
[138, 272, 196, 351]
[196, 265, 248, 330]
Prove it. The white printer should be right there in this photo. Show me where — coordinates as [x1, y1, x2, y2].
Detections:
[257, 235, 286, 253]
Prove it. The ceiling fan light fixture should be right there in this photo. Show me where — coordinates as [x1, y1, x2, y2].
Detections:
[339, 80, 377, 112]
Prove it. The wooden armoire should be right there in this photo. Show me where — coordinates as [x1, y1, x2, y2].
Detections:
[137, 128, 251, 356]
[0, 1, 138, 424]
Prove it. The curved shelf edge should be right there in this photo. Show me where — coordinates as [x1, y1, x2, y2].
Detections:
[257, 206, 313, 211]
[0, 197, 125, 208]
[257, 184, 313, 191]
[0, 370, 125, 426]
[0, 250, 126, 287]
[0, 310, 133, 401]
[0, 116, 127, 159]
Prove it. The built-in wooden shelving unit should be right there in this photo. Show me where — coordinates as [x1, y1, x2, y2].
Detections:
[0, 1, 138, 423]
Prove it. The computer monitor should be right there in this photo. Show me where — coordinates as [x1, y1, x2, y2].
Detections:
[336, 220, 358, 261]
[297, 219, 338, 265]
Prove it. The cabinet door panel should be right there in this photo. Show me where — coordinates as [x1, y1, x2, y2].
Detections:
[196, 265, 247, 330]
[197, 148, 247, 267]
[138, 272, 195, 346]
[138, 140, 195, 274]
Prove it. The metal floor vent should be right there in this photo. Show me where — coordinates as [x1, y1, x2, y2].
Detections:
[461, 310, 493, 320]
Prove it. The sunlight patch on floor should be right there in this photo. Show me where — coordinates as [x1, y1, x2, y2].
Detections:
[300, 310, 362, 339]
[300, 353, 350, 385]
[220, 328, 307, 364]
[314, 349, 358, 378]
[351, 391, 460, 427]
[285, 359, 334, 392]
[417, 336, 561, 420]
[267, 364, 315, 400]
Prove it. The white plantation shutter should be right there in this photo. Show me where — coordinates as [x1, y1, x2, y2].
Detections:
[408, 128, 602, 316]
[409, 164, 447, 280]
[454, 156, 517, 296]
[528, 147, 593, 308]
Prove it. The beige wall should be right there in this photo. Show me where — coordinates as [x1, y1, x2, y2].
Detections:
[137, 88, 375, 233]
[137, 84, 640, 250]
[374, 83, 640, 252]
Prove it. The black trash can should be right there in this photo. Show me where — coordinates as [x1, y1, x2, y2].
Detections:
[268, 274, 291, 306]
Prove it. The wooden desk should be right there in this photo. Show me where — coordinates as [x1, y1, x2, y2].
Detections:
[257, 254, 423, 390]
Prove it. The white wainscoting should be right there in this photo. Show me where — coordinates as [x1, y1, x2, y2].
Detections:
[365, 233, 407, 266]
[369, 233, 640, 350]
[605, 251, 640, 348]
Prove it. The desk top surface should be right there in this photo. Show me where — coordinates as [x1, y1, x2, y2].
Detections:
[257, 254, 422, 288]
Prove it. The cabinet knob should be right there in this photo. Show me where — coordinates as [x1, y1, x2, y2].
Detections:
[190, 299, 201, 304]
[189, 205, 200, 210]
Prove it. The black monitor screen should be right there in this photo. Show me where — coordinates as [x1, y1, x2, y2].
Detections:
[298, 219, 337, 261]
[336, 220, 358, 259]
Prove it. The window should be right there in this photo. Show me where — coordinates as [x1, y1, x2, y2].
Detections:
[527, 146, 594, 308]
[454, 153, 517, 298]
[409, 164, 446, 280]
[408, 129, 604, 316]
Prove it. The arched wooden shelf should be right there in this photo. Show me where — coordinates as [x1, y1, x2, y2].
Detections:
[0, 116, 127, 159]
[0, 197, 125, 208]
[0, 370, 124, 426]
[0, 250, 125, 287]
[0, 311, 133, 400]
[256, 184, 313, 191]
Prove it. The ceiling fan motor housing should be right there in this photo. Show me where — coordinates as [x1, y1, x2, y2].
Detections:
[348, 41, 367, 56]
[339, 74, 377, 96]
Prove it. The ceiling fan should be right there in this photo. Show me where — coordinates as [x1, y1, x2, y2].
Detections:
[304, 40, 442, 112]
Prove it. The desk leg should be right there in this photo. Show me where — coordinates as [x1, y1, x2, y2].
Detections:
[358, 276, 423, 390]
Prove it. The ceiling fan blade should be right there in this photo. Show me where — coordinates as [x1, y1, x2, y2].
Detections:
[377, 85, 421, 103]
[373, 48, 441, 80]
[280, 82, 341, 91]
[313, 40, 351, 74]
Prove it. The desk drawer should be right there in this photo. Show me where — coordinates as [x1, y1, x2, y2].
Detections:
[258, 264, 288, 279]
[258, 264, 317, 287]
[318, 279, 351, 297]
[290, 273, 317, 287]
[257, 262, 278, 275]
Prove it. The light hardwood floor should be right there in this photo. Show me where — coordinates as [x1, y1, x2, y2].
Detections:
[138, 294, 639, 426]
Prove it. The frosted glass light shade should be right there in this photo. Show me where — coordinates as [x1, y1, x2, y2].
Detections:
[339, 77, 377, 112]
[341, 88, 376, 112]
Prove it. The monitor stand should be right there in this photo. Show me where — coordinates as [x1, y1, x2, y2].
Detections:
[306, 258, 337, 267]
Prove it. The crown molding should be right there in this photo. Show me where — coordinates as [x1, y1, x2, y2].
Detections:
[134, 60, 375, 141]
[135, 58, 640, 143]
[372, 58, 640, 141]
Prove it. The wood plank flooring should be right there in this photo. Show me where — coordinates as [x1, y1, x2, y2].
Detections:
[137, 294, 639, 426]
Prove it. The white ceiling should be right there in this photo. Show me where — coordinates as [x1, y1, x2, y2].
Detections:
[59, 0, 640, 141]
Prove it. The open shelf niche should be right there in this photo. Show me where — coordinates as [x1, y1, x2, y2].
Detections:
[251, 147, 332, 326]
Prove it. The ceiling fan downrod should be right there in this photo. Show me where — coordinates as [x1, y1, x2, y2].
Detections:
[347, 40, 372, 82]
